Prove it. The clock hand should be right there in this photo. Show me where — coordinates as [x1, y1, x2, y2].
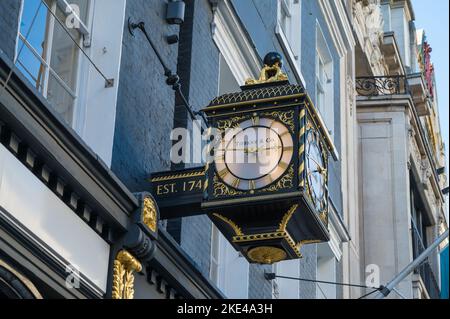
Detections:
[306, 155, 327, 173]
[257, 146, 283, 151]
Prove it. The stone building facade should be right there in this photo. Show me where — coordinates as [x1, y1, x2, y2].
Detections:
[0, 0, 447, 299]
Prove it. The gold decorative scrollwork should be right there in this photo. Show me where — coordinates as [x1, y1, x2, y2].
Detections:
[213, 175, 245, 197]
[260, 166, 294, 193]
[262, 110, 295, 132]
[216, 116, 247, 131]
[150, 170, 204, 182]
[112, 250, 142, 300]
[247, 246, 287, 264]
[278, 204, 299, 232]
[212, 213, 244, 236]
[142, 197, 157, 233]
[319, 211, 329, 226]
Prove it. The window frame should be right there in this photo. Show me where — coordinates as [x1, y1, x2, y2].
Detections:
[275, 0, 306, 87]
[315, 21, 334, 137]
[210, 223, 221, 285]
[15, 0, 93, 127]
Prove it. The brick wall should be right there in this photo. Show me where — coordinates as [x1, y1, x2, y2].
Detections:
[112, 0, 180, 192]
[248, 264, 273, 299]
[0, 0, 21, 61]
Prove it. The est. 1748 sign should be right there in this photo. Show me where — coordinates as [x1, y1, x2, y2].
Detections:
[150, 167, 206, 219]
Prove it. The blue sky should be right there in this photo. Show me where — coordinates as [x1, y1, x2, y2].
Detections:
[411, 0, 449, 176]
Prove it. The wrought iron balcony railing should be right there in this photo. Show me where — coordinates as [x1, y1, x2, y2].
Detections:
[356, 76, 409, 96]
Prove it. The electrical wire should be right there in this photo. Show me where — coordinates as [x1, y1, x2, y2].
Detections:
[270, 274, 384, 299]
[272, 274, 380, 290]
[358, 288, 381, 299]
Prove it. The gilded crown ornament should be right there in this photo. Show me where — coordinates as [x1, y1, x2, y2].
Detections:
[245, 52, 289, 85]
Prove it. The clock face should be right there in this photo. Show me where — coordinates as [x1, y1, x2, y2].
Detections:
[215, 117, 294, 191]
[305, 127, 327, 212]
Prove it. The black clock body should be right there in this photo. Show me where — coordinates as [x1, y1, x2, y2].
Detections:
[202, 81, 334, 264]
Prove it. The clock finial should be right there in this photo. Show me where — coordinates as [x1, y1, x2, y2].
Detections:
[245, 52, 289, 86]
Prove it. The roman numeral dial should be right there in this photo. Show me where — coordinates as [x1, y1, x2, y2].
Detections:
[305, 127, 327, 213]
[214, 117, 294, 191]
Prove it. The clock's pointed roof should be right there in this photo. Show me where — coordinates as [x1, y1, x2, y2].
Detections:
[207, 82, 305, 108]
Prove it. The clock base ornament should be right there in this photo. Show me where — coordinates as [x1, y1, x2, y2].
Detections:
[247, 246, 287, 264]
[206, 195, 329, 264]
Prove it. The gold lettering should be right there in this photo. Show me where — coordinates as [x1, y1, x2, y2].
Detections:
[156, 183, 176, 195]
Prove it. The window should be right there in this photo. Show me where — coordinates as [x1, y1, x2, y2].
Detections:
[409, 176, 440, 298]
[279, 0, 293, 40]
[316, 51, 327, 113]
[209, 223, 249, 298]
[16, 0, 89, 126]
[210, 224, 221, 284]
[315, 23, 334, 136]
[277, 0, 301, 62]
[410, 182, 429, 258]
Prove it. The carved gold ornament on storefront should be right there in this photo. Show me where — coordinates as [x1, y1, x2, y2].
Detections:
[142, 197, 158, 233]
[112, 250, 142, 299]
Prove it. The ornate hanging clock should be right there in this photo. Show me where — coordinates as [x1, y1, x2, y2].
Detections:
[149, 52, 338, 265]
[201, 52, 338, 264]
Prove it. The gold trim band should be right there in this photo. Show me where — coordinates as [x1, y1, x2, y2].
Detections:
[150, 170, 205, 182]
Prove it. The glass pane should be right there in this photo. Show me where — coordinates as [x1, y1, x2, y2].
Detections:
[17, 0, 53, 90]
[319, 59, 325, 84]
[16, 38, 46, 92]
[49, 4, 81, 92]
[19, 0, 51, 57]
[47, 72, 75, 125]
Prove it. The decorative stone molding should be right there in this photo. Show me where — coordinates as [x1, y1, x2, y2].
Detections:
[364, 1, 384, 45]
[352, 0, 388, 75]
[209, 0, 220, 36]
[209, 0, 261, 85]
[347, 76, 355, 116]
[112, 250, 142, 299]
[0, 259, 43, 299]
[407, 125, 415, 138]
